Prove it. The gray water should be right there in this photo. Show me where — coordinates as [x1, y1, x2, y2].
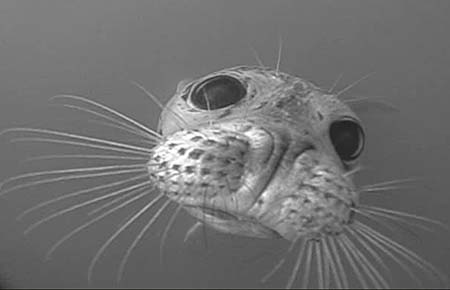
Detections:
[0, 0, 449, 288]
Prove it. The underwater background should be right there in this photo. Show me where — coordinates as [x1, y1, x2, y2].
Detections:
[0, 0, 449, 288]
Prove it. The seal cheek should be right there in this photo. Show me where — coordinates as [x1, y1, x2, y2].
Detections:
[253, 152, 357, 241]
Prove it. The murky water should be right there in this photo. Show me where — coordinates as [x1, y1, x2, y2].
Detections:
[0, 0, 449, 288]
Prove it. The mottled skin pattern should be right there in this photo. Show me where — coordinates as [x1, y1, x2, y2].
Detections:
[150, 66, 361, 241]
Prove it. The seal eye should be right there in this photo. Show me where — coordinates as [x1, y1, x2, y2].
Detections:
[190, 75, 246, 110]
[329, 119, 365, 162]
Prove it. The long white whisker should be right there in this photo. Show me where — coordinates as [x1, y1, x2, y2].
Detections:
[341, 234, 380, 288]
[202, 88, 214, 127]
[3, 128, 154, 153]
[131, 81, 189, 128]
[328, 73, 344, 94]
[346, 226, 391, 274]
[2, 167, 147, 196]
[23, 181, 153, 234]
[117, 198, 172, 282]
[86, 119, 158, 144]
[249, 44, 265, 68]
[261, 256, 286, 284]
[353, 222, 422, 286]
[23, 154, 148, 163]
[159, 203, 183, 264]
[353, 208, 400, 234]
[17, 174, 149, 220]
[328, 237, 349, 288]
[275, 35, 283, 76]
[322, 238, 342, 289]
[3, 164, 146, 185]
[337, 235, 369, 288]
[50, 95, 162, 139]
[360, 185, 408, 193]
[359, 205, 449, 230]
[361, 178, 417, 189]
[315, 241, 324, 289]
[262, 235, 301, 284]
[342, 234, 389, 288]
[301, 241, 313, 289]
[359, 207, 436, 233]
[356, 221, 448, 286]
[10, 137, 152, 157]
[335, 72, 373, 98]
[87, 184, 147, 216]
[286, 239, 306, 289]
[87, 192, 165, 284]
[45, 188, 149, 260]
[53, 103, 159, 141]
[343, 165, 364, 178]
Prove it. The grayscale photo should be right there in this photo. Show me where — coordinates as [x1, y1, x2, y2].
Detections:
[0, 0, 449, 288]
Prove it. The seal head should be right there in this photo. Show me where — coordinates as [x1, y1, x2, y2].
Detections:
[149, 66, 364, 241]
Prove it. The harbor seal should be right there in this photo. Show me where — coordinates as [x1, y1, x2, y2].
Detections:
[0, 65, 447, 288]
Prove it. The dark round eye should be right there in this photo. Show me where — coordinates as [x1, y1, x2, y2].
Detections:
[329, 119, 365, 162]
[190, 75, 246, 110]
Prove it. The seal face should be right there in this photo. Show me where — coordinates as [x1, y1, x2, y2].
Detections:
[149, 66, 364, 241]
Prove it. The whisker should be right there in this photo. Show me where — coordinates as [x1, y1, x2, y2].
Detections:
[131, 81, 189, 129]
[50, 95, 162, 140]
[275, 35, 283, 76]
[320, 240, 330, 289]
[359, 207, 436, 233]
[285, 239, 306, 289]
[359, 205, 449, 230]
[261, 255, 286, 284]
[10, 137, 152, 157]
[23, 181, 153, 234]
[159, 203, 183, 264]
[361, 178, 417, 190]
[322, 238, 342, 289]
[335, 72, 373, 98]
[87, 192, 166, 284]
[202, 88, 214, 127]
[3, 127, 154, 153]
[87, 184, 148, 216]
[1, 167, 147, 196]
[261, 234, 301, 284]
[315, 241, 324, 289]
[45, 187, 150, 260]
[248, 44, 265, 68]
[342, 234, 389, 288]
[327, 237, 349, 288]
[301, 241, 313, 289]
[328, 72, 344, 94]
[18, 173, 149, 220]
[183, 221, 202, 243]
[353, 222, 422, 286]
[360, 185, 409, 193]
[86, 119, 158, 144]
[343, 165, 364, 178]
[3, 164, 146, 186]
[53, 103, 159, 141]
[353, 208, 409, 235]
[356, 221, 448, 286]
[117, 198, 172, 283]
[337, 235, 369, 288]
[23, 154, 149, 163]
[346, 226, 391, 274]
